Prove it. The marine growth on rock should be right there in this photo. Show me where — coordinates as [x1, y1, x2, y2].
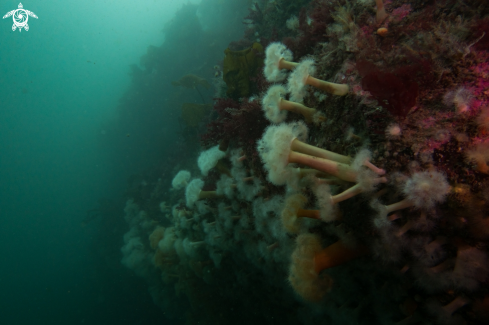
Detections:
[120, 1, 489, 324]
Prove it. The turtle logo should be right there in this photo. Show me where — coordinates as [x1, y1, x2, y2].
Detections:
[3, 3, 38, 32]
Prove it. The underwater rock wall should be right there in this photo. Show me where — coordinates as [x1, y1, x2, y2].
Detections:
[120, 1, 489, 324]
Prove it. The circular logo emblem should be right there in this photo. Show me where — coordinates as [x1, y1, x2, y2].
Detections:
[13, 9, 27, 27]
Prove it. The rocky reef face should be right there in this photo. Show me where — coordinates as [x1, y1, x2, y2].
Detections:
[120, 1, 489, 324]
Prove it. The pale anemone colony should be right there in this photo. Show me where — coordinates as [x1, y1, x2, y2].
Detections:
[120, 0, 489, 324]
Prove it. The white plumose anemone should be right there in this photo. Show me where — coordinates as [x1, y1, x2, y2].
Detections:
[287, 58, 349, 103]
[262, 85, 326, 124]
[185, 179, 204, 208]
[257, 121, 308, 185]
[262, 85, 289, 123]
[197, 145, 227, 176]
[171, 170, 191, 189]
[257, 121, 363, 185]
[263, 42, 297, 82]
